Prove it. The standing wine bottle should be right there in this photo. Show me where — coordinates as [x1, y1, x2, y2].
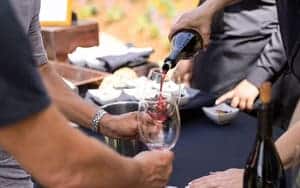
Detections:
[243, 82, 286, 188]
[162, 29, 203, 73]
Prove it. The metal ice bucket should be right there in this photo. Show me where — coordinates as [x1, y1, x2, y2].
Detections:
[102, 101, 145, 157]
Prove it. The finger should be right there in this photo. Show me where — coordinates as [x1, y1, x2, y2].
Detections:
[145, 126, 160, 139]
[202, 34, 211, 50]
[176, 76, 182, 84]
[190, 181, 209, 188]
[246, 97, 255, 111]
[184, 73, 192, 84]
[143, 113, 156, 125]
[189, 175, 216, 184]
[212, 169, 241, 176]
[239, 98, 247, 110]
[231, 96, 240, 108]
[210, 171, 228, 176]
[190, 182, 211, 188]
[166, 162, 173, 180]
[189, 178, 203, 185]
[190, 177, 218, 188]
[154, 149, 174, 161]
[227, 168, 242, 172]
[172, 71, 179, 83]
[215, 91, 235, 105]
[169, 16, 194, 40]
[199, 27, 211, 49]
[169, 24, 181, 40]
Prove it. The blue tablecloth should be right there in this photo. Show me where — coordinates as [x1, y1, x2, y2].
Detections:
[76, 108, 283, 188]
[169, 110, 284, 187]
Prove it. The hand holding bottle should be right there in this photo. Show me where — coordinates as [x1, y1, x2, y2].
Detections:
[162, 29, 203, 73]
[169, 6, 212, 49]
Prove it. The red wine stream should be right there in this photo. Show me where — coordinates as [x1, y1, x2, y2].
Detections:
[159, 72, 167, 97]
[155, 72, 167, 122]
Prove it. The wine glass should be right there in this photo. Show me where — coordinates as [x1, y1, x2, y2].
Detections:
[137, 93, 181, 150]
[147, 68, 183, 105]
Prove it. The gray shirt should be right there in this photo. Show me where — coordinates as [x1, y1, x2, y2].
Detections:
[192, 0, 287, 95]
[11, 0, 48, 66]
[0, 1, 47, 187]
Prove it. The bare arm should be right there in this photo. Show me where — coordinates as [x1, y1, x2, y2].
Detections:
[276, 101, 300, 169]
[0, 104, 173, 188]
[39, 64, 97, 128]
[29, 2, 97, 130]
[0, 105, 139, 187]
[289, 101, 300, 125]
[39, 63, 138, 139]
[29, 3, 137, 138]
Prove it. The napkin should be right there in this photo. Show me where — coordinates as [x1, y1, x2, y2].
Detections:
[85, 89, 138, 106]
[68, 33, 154, 72]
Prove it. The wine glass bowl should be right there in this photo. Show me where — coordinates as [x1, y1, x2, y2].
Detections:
[148, 68, 164, 84]
[147, 68, 182, 105]
[138, 94, 181, 151]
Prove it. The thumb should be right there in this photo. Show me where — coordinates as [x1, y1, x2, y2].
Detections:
[198, 27, 211, 49]
[160, 150, 174, 161]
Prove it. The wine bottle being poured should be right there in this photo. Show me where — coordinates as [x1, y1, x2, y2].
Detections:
[162, 29, 203, 73]
[243, 82, 286, 188]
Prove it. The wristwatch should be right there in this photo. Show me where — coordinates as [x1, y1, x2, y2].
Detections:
[92, 108, 107, 133]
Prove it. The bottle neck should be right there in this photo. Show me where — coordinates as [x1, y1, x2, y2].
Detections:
[167, 49, 181, 63]
[162, 60, 172, 73]
[257, 104, 272, 139]
[162, 53, 178, 72]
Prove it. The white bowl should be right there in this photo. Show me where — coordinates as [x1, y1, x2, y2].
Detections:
[202, 103, 239, 125]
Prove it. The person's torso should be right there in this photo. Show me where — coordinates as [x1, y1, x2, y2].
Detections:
[271, 0, 300, 129]
[192, 0, 278, 95]
[212, 0, 277, 39]
[9, 0, 40, 34]
[0, 1, 41, 183]
[277, 0, 300, 58]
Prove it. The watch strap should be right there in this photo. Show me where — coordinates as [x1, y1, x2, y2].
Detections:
[92, 108, 107, 133]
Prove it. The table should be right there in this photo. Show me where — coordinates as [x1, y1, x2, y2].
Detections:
[76, 107, 283, 188]
[50, 62, 109, 87]
[169, 111, 284, 187]
[50, 61, 110, 96]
